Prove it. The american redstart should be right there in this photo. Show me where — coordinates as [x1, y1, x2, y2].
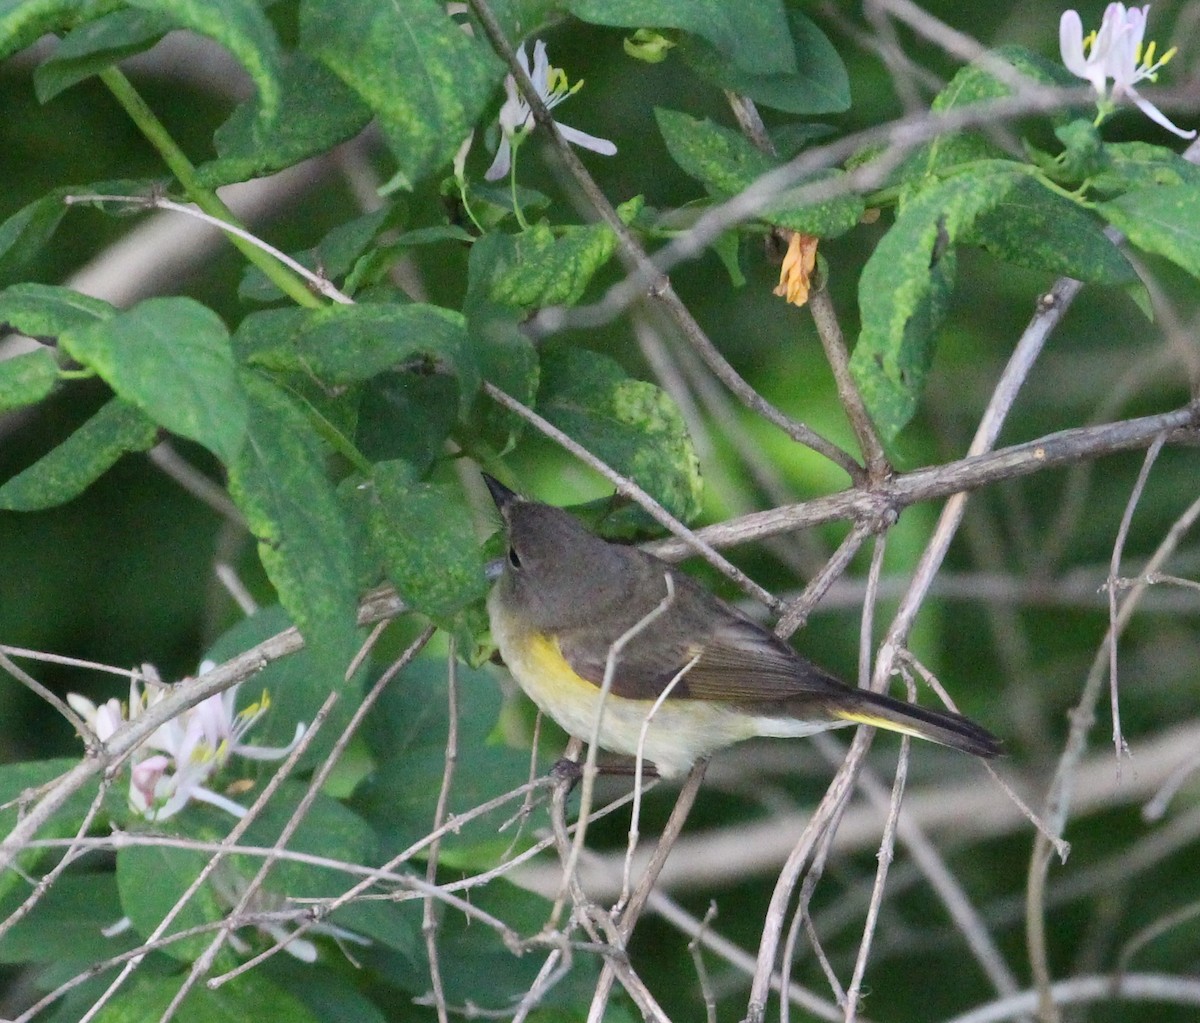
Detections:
[484, 475, 1001, 777]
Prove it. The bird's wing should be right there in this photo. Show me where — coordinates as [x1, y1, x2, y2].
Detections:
[556, 613, 849, 703]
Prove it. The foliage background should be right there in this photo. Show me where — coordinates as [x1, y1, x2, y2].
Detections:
[1, 1, 1200, 1021]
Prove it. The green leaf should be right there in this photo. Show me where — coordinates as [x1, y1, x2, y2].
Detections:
[655, 108, 862, 235]
[1100, 185, 1200, 279]
[124, 0, 283, 122]
[0, 872, 133, 966]
[0, 0, 120, 62]
[538, 347, 702, 521]
[0, 191, 68, 286]
[1091, 141, 1200, 194]
[712, 230, 746, 287]
[343, 224, 474, 296]
[242, 784, 378, 897]
[851, 166, 1021, 441]
[0, 180, 162, 286]
[354, 654, 530, 858]
[487, 222, 617, 308]
[356, 372, 458, 472]
[237, 303, 478, 410]
[92, 961, 319, 1022]
[965, 177, 1136, 285]
[300, 0, 502, 189]
[657, 107, 776, 192]
[678, 8, 849, 115]
[916, 45, 1076, 176]
[463, 234, 539, 451]
[0, 397, 157, 511]
[932, 45, 1075, 112]
[238, 203, 405, 302]
[60, 297, 248, 464]
[0, 349, 58, 412]
[196, 52, 372, 189]
[0, 759, 99, 903]
[568, 0, 795, 76]
[227, 371, 360, 684]
[0, 281, 115, 336]
[33, 8, 171, 102]
[236, 783, 416, 959]
[365, 464, 487, 626]
[203, 606, 360, 767]
[117, 843, 229, 963]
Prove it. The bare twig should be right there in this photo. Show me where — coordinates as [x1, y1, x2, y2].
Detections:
[941, 973, 1200, 1023]
[1025, 491, 1200, 1023]
[647, 402, 1200, 561]
[202, 627, 436, 994]
[483, 381, 783, 611]
[422, 639, 461, 1023]
[688, 902, 720, 1023]
[1106, 436, 1167, 761]
[808, 284, 890, 479]
[552, 576, 679, 927]
[0, 650, 95, 747]
[63, 193, 354, 305]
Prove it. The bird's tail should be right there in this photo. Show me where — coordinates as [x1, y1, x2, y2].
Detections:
[829, 689, 1003, 758]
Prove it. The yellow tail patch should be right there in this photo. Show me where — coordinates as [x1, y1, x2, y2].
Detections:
[831, 708, 928, 742]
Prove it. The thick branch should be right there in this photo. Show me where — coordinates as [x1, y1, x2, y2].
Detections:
[648, 402, 1200, 560]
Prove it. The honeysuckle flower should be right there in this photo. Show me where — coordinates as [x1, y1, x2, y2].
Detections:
[484, 40, 617, 181]
[68, 674, 304, 822]
[1060, 4, 1196, 138]
[212, 870, 372, 965]
[773, 232, 820, 308]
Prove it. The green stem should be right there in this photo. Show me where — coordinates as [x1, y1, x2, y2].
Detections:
[98, 67, 322, 310]
[508, 139, 530, 231]
[281, 382, 375, 475]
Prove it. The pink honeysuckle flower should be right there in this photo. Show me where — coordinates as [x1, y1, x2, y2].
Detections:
[68, 673, 305, 822]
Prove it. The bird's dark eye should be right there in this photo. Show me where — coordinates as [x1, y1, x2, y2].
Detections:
[507, 547, 522, 569]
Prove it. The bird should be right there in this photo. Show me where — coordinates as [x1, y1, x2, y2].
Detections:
[483, 474, 1002, 778]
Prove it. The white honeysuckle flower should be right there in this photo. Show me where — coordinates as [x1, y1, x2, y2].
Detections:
[212, 870, 372, 965]
[1060, 4, 1196, 138]
[66, 693, 124, 742]
[484, 39, 617, 181]
[68, 675, 305, 822]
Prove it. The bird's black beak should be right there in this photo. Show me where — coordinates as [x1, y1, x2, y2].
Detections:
[482, 473, 519, 513]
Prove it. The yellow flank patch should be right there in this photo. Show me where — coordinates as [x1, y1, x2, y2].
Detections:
[520, 631, 599, 695]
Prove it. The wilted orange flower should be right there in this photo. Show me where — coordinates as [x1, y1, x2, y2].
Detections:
[773, 231, 819, 307]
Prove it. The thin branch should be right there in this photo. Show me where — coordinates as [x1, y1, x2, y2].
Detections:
[688, 902, 720, 1023]
[203, 627, 436, 994]
[0, 649, 95, 747]
[807, 284, 890, 479]
[1025, 490, 1200, 1023]
[63, 193, 353, 305]
[940, 973, 1200, 1023]
[775, 520, 873, 640]
[147, 442, 246, 526]
[531, 84, 1105, 338]
[422, 639, 461, 1023]
[552, 576, 679, 927]
[646, 889, 847, 1022]
[844, 736, 910, 1023]
[483, 380, 783, 611]
[621, 652, 701, 906]
[746, 726, 876, 1022]
[647, 402, 1200, 560]
[1106, 435, 1166, 761]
